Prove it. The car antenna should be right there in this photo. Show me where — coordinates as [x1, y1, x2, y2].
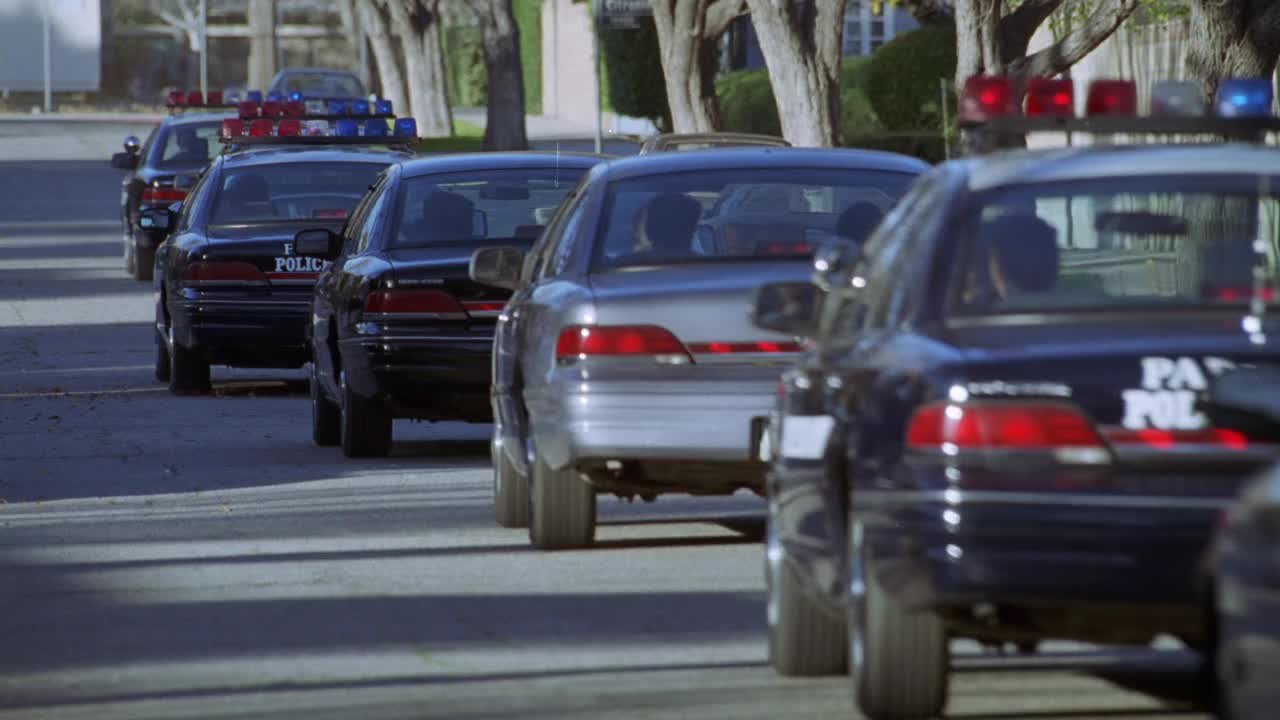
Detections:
[1247, 171, 1270, 346]
[555, 141, 561, 186]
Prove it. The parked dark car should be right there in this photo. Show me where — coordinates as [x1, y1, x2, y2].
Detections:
[638, 131, 790, 154]
[751, 143, 1280, 718]
[467, 148, 925, 549]
[268, 68, 367, 101]
[150, 145, 406, 395]
[111, 112, 229, 280]
[294, 152, 604, 458]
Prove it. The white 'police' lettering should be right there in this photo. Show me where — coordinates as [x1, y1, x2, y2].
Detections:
[273, 256, 331, 272]
[1122, 356, 1235, 430]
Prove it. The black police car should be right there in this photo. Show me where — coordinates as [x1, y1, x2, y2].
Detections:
[750, 75, 1280, 719]
[112, 112, 229, 281]
[149, 131, 410, 395]
[292, 152, 603, 457]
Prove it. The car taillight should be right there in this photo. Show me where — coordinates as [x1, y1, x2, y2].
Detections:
[555, 325, 691, 362]
[906, 401, 1109, 463]
[142, 187, 187, 203]
[688, 341, 802, 354]
[184, 261, 268, 286]
[364, 290, 466, 319]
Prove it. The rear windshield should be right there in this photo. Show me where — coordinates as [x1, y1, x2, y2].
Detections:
[592, 167, 917, 270]
[391, 168, 587, 248]
[209, 162, 387, 224]
[155, 123, 220, 169]
[950, 175, 1280, 315]
[281, 73, 365, 98]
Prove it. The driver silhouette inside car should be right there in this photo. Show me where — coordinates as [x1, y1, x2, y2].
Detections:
[167, 128, 209, 166]
[219, 173, 274, 220]
[834, 200, 886, 247]
[403, 190, 477, 245]
[632, 192, 703, 259]
[982, 211, 1060, 303]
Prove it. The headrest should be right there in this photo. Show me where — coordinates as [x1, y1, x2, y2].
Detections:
[984, 211, 1059, 293]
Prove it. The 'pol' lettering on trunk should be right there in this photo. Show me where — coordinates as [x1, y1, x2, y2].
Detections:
[1122, 356, 1235, 430]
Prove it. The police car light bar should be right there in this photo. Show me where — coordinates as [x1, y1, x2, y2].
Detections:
[166, 89, 238, 110]
[958, 73, 1280, 137]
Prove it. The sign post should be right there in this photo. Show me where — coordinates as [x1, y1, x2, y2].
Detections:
[592, 0, 602, 153]
[199, 0, 208, 100]
[42, 0, 51, 112]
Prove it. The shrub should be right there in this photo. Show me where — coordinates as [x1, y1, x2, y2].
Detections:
[601, 17, 670, 127]
[445, 26, 487, 107]
[718, 56, 882, 139]
[864, 25, 957, 132]
[514, 0, 542, 115]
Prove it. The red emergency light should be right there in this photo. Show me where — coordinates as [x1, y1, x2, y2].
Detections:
[277, 119, 302, 137]
[261, 101, 284, 118]
[1025, 77, 1074, 117]
[220, 119, 246, 139]
[1087, 79, 1138, 116]
[958, 75, 1017, 123]
[284, 101, 305, 117]
[248, 118, 274, 137]
[238, 101, 260, 118]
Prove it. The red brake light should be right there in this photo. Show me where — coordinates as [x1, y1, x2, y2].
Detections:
[907, 401, 1104, 451]
[220, 119, 246, 139]
[1025, 77, 1074, 117]
[183, 261, 268, 285]
[141, 185, 187, 203]
[284, 101, 305, 117]
[277, 119, 301, 137]
[238, 101, 260, 118]
[959, 75, 1016, 123]
[185, 91, 203, 106]
[556, 325, 690, 359]
[1087, 79, 1137, 116]
[364, 290, 466, 317]
[261, 101, 284, 117]
[249, 119, 273, 137]
[687, 341, 802, 354]
[207, 90, 224, 105]
[167, 90, 185, 107]
[1104, 428, 1249, 450]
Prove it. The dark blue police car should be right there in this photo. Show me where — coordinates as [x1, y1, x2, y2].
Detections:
[751, 75, 1280, 719]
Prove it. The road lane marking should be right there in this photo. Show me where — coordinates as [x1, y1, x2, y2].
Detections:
[0, 364, 152, 376]
[0, 386, 168, 399]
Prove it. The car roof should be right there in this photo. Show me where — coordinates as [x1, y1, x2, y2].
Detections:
[650, 131, 788, 144]
[222, 146, 409, 168]
[963, 143, 1280, 191]
[598, 146, 930, 181]
[274, 68, 360, 78]
[162, 112, 233, 127]
[397, 151, 607, 178]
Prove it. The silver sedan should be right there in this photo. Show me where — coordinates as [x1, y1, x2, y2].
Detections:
[470, 148, 927, 549]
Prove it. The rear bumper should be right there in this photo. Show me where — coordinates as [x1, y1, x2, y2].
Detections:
[175, 296, 311, 363]
[340, 333, 493, 420]
[530, 378, 773, 474]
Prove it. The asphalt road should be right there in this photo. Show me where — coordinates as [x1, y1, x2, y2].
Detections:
[0, 122, 1213, 720]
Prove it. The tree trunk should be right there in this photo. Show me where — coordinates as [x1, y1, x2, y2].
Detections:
[1187, 0, 1280, 103]
[359, 0, 408, 116]
[744, 0, 848, 147]
[478, 0, 529, 150]
[652, 0, 722, 133]
[954, 0, 1004, 87]
[248, 0, 277, 91]
[385, 0, 453, 137]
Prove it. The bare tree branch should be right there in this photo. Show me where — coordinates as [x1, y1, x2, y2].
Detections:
[998, 0, 1065, 61]
[704, 0, 747, 38]
[1008, 0, 1140, 76]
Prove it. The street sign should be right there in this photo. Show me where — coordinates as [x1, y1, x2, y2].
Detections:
[600, 0, 651, 29]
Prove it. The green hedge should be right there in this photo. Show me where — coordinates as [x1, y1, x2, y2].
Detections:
[864, 26, 957, 132]
[600, 17, 669, 128]
[718, 56, 884, 140]
[514, 0, 542, 115]
[445, 1, 543, 114]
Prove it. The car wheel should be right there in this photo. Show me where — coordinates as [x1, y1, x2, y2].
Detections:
[492, 439, 529, 528]
[311, 361, 340, 447]
[167, 326, 210, 395]
[849, 535, 949, 720]
[132, 241, 155, 282]
[766, 509, 847, 676]
[154, 330, 170, 383]
[527, 449, 595, 549]
[339, 371, 391, 458]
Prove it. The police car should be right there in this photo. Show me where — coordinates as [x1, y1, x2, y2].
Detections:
[112, 90, 238, 281]
[749, 75, 1280, 719]
[147, 98, 417, 394]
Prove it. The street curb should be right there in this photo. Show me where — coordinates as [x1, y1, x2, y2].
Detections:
[0, 114, 165, 123]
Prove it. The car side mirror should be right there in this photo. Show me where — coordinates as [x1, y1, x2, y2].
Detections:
[138, 207, 176, 233]
[751, 281, 822, 337]
[1204, 365, 1280, 427]
[470, 246, 525, 290]
[111, 152, 138, 170]
[294, 228, 342, 260]
[812, 237, 862, 291]
[123, 135, 140, 153]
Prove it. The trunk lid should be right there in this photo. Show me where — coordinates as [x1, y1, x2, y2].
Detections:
[384, 239, 529, 325]
[205, 221, 344, 292]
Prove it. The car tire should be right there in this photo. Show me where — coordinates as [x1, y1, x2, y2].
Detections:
[492, 440, 529, 528]
[767, 511, 847, 676]
[849, 547, 949, 720]
[339, 371, 391, 458]
[132, 242, 155, 282]
[527, 450, 595, 549]
[168, 328, 210, 395]
[311, 362, 340, 447]
[154, 330, 171, 383]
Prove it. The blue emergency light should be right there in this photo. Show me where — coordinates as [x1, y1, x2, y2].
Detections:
[288, 91, 304, 102]
[247, 90, 263, 103]
[327, 100, 345, 116]
[267, 90, 284, 102]
[394, 118, 417, 137]
[334, 118, 359, 137]
[349, 99, 370, 115]
[1216, 78, 1273, 117]
[375, 99, 393, 115]
[364, 119, 388, 137]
